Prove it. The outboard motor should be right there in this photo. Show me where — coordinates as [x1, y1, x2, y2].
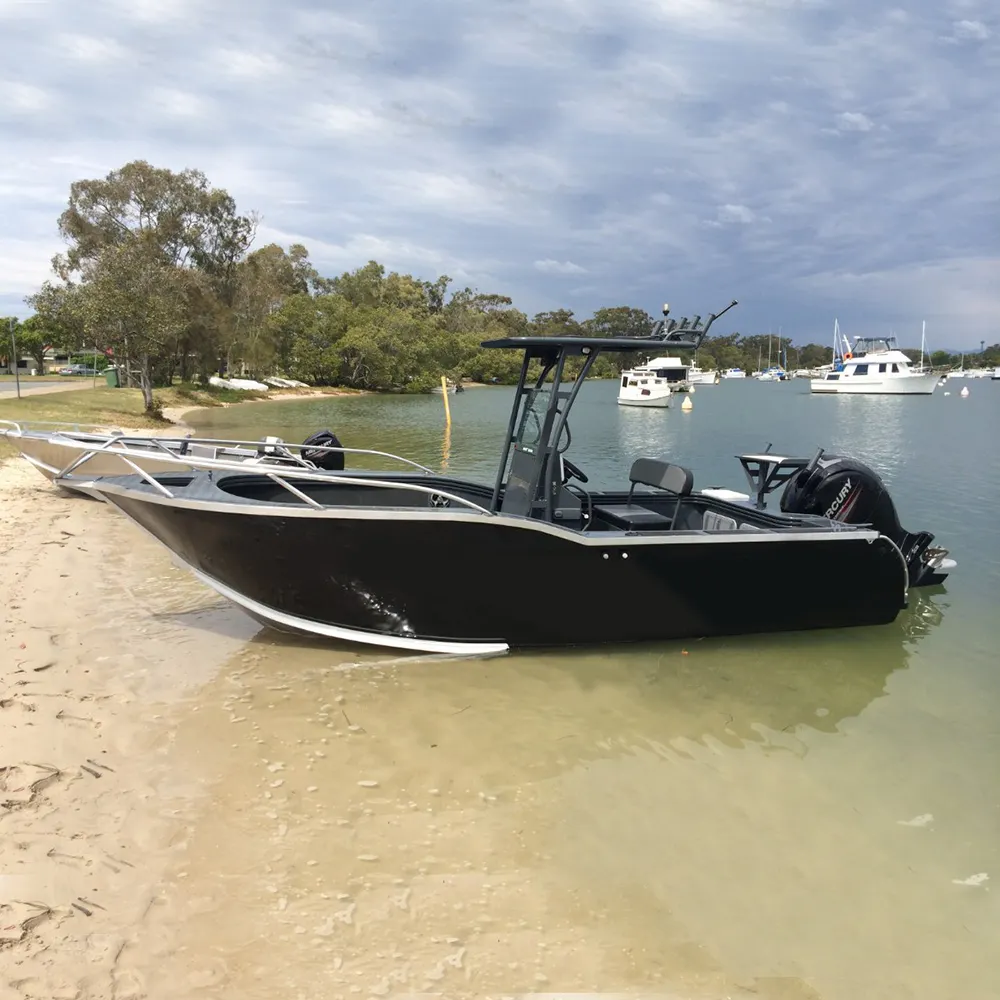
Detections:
[300, 429, 345, 471]
[780, 454, 948, 587]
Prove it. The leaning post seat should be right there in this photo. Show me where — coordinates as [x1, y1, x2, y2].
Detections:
[592, 458, 694, 529]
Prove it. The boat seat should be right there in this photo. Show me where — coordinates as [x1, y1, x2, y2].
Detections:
[592, 458, 694, 530]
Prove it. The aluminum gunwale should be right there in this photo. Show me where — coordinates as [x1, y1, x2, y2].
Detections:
[84, 478, 888, 548]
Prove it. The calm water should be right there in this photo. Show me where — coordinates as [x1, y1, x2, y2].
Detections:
[152, 379, 1000, 998]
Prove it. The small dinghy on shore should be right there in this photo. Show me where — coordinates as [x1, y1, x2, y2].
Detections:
[57, 298, 955, 654]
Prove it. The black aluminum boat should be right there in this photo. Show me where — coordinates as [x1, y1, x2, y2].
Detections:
[72, 300, 955, 654]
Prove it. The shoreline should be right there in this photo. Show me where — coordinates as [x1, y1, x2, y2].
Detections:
[160, 387, 363, 428]
[160, 381, 494, 428]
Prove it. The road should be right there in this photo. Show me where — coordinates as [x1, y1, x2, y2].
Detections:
[0, 380, 97, 396]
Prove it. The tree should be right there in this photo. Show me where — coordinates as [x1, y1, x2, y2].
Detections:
[230, 244, 319, 376]
[12, 315, 56, 375]
[55, 159, 256, 275]
[24, 281, 88, 357]
[79, 239, 186, 414]
[53, 160, 257, 388]
[584, 306, 654, 340]
[1, 317, 19, 374]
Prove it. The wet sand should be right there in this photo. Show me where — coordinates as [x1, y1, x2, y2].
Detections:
[2, 454, 997, 1000]
[0, 459, 255, 999]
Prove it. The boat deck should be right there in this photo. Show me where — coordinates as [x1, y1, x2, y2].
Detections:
[85, 468, 871, 540]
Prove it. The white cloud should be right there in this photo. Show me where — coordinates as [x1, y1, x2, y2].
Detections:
[105, 0, 198, 24]
[795, 258, 1000, 343]
[953, 19, 990, 40]
[534, 259, 586, 275]
[0, 0, 997, 344]
[213, 48, 285, 79]
[835, 111, 875, 132]
[306, 103, 387, 136]
[57, 33, 128, 63]
[716, 204, 756, 225]
[0, 81, 50, 113]
[0, 239, 62, 296]
[149, 87, 209, 118]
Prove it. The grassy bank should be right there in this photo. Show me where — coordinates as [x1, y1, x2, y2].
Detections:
[0, 383, 358, 461]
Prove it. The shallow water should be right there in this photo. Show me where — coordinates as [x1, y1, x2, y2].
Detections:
[129, 379, 1000, 997]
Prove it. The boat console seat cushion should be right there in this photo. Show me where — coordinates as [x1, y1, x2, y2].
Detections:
[592, 458, 694, 530]
[628, 458, 694, 496]
[592, 505, 675, 529]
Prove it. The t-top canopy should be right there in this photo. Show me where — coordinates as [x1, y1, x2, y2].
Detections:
[479, 334, 697, 353]
[480, 299, 738, 354]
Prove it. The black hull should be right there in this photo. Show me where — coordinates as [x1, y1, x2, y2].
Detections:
[103, 493, 908, 650]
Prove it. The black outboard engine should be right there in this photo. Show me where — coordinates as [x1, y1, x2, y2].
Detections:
[300, 429, 345, 471]
[780, 454, 946, 587]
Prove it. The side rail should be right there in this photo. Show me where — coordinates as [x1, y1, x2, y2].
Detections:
[71, 446, 496, 516]
[1, 419, 128, 436]
[46, 430, 436, 476]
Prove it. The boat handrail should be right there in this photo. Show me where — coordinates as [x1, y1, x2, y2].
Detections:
[64, 444, 496, 516]
[1, 418, 128, 435]
[43, 429, 436, 475]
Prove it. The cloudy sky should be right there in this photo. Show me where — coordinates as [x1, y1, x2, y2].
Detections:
[1, 0, 997, 348]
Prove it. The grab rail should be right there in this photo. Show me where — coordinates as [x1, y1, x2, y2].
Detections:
[0, 419, 128, 435]
[43, 429, 436, 475]
[58, 438, 497, 516]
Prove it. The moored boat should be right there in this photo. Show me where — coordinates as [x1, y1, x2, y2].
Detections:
[811, 334, 938, 395]
[688, 366, 720, 385]
[62, 296, 956, 655]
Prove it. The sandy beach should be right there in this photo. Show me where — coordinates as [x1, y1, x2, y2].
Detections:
[5, 400, 992, 1000]
[0, 457, 255, 999]
[1, 453, 696, 1000]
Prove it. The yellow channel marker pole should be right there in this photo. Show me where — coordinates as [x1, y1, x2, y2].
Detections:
[440, 375, 452, 426]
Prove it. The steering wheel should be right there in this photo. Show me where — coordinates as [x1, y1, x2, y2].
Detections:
[562, 457, 589, 483]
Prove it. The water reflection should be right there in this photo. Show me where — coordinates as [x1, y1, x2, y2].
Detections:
[825, 394, 910, 480]
[125, 591, 968, 1000]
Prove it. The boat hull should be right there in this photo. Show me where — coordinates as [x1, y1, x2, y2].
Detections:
[94, 486, 909, 652]
[810, 373, 939, 395]
[617, 391, 671, 407]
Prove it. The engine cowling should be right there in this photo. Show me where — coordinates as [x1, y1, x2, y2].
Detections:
[300, 429, 345, 471]
[780, 455, 942, 587]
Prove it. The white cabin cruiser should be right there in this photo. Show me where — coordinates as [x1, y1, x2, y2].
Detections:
[618, 354, 692, 407]
[721, 368, 746, 379]
[810, 337, 938, 395]
[688, 366, 719, 385]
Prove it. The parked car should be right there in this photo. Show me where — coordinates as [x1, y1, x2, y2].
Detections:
[58, 364, 99, 376]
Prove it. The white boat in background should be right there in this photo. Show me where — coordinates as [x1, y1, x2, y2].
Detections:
[689, 366, 719, 385]
[209, 375, 269, 391]
[811, 335, 938, 395]
[992, 367, 1000, 380]
[618, 356, 691, 406]
[947, 358, 993, 379]
[756, 366, 788, 382]
[721, 367, 746, 379]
